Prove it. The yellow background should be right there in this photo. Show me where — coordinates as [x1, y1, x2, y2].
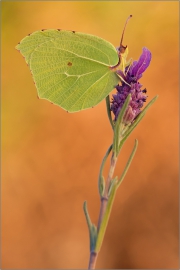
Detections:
[2, 1, 179, 269]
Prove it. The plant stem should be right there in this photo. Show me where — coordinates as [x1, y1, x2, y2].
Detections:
[88, 152, 117, 269]
[88, 251, 98, 269]
[86, 94, 158, 269]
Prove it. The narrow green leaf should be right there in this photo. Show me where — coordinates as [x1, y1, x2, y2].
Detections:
[90, 224, 98, 252]
[141, 95, 158, 115]
[113, 94, 131, 156]
[95, 183, 117, 253]
[99, 176, 105, 198]
[106, 95, 114, 130]
[83, 201, 97, 251]
[98, 144, 112, 197]
[121, 95, 158, 143]
[83, 201, 92, 231]
[120, 113, 145, 146]
[117, 139, 138, 188]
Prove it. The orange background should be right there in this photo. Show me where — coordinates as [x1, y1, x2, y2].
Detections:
[2, 1, 179, 269]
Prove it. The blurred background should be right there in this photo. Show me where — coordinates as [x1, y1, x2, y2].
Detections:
[2, 1, 179, 269]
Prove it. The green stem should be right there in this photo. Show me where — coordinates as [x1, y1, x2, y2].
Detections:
[95, 179, 117, 253]
[87, 96, 158, 269]
[88, 140, 138, 268]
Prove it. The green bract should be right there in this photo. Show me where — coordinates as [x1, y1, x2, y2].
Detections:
[16, 29, 121, 112]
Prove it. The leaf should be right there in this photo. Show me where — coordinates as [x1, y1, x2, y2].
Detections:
[117, 139, 138, 188]
[112, 94, 131, 156]
[106, 95, 114, 130]
[121, 95, 158, 143]
[16, 29, 121, 112]
[83, 201, 97, 252]
[98, 144, 112, 197]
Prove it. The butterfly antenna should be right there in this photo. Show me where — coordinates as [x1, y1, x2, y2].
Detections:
[120, 15, 132, 47]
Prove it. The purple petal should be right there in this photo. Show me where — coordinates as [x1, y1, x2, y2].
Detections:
[128, 61, 137, 75]
[130, 47, 152, 77]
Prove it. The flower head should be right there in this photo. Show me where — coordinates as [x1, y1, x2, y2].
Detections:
[111, 47, 151, 124]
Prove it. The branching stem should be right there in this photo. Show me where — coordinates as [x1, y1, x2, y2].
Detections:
[87, 95, 157, 269]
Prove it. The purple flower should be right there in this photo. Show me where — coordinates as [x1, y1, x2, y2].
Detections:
[111, 47, 151, 124]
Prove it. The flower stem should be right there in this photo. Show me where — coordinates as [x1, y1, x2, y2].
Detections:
[88, 152, 117, 269]
[88, 251, 98, 269]
[86, 93, 156, 269]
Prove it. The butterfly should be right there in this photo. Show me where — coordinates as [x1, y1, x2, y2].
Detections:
[16, 16, 132, 112]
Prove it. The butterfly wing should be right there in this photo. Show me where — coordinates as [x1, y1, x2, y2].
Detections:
[16, 29, 120, 112]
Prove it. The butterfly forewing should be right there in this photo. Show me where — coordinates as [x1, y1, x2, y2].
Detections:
[16, 29, 120, 112]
